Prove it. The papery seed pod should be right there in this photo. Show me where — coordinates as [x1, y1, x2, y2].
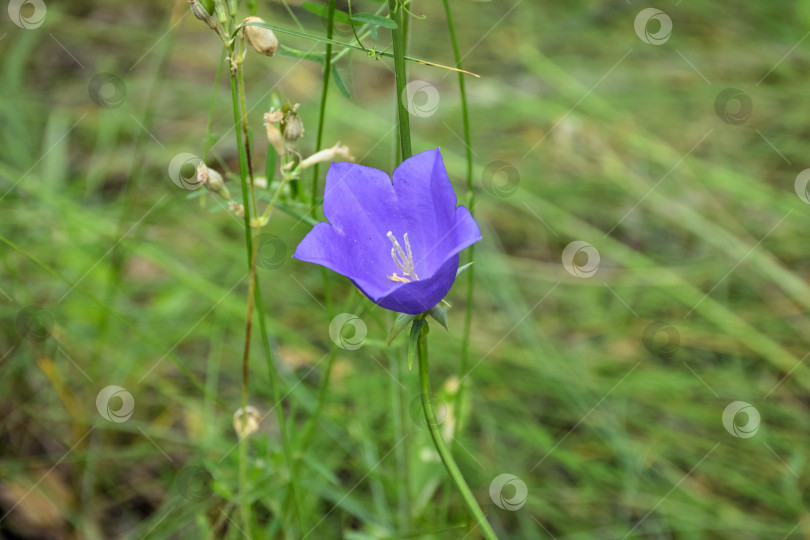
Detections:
[189, 0, 218, 29]
[197, 162, 230, 200]
[241, 16, 278, 57]
[299, 142, 354, 169]
[282, 103, 304, 142]
[228, 201, 245, 217]
[265, 108, 284, 124]
[263, 114, 286, 156]
[233, 406, 261, 438]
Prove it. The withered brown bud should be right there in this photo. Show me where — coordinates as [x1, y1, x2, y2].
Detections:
[241, 17, 278, 57]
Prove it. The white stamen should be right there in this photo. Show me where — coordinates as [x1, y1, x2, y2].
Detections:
[387, 231, 419, 282]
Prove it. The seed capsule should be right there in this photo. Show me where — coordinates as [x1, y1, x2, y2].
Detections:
[299, 142, 354, 169]
[197, 163, 230, 200]
[189, 0, 217, 29]
[241, 16, 278, 57]
[263, 112, 286, 156]
[282, 103, 304, 142]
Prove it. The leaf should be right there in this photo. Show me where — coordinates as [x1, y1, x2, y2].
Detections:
[331, 65, 351, 99]
[456, 261, 474, 277]
[279, 45, 325, 62]
[301, 1, 352, 24]
[236, 21, 480, 77]
[388, 313, 417, 345]
[351, 12, 398, 29]
[427, 305, 448, 330]
[407, 319, 425, 371]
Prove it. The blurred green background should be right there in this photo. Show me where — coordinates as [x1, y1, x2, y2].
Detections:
[3, 0, 810, 538]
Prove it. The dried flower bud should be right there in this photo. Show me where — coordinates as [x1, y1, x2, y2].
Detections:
[265, 108, 283, 124]
[241, 17, 278, 57]
[189, 0, 217, 29]
[299, 142, 355, 169]
[282, 103, 304, 142]
[228, 201, 245, 217]
[197, 163, 230, 200]
[233, 406, 261, 438]
[263, 113, 286, 157]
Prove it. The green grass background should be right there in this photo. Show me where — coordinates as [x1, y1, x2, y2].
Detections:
[2, 0, 810, 538]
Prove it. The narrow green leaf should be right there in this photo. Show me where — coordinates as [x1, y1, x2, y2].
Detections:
[302, 1, 352, 24]
[389, 313, 417, 345]
[351, 12, 398, 29]
[279, 45, 325, 62]
[428, 305, 448, 330]
[331, 65, 351, 99]
[407, 319, 425, 370]
[456, 261, 474, 277]
[237, 22, 480, 77]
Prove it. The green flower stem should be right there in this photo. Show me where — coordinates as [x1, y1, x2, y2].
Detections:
[228, 47, 255, 532]
[441, 0, 476, 442]
[310, 0, 335, 206]
[387, 0, 412, 160]
[228, 46, 304, 534]
[417, 324, 499, 540]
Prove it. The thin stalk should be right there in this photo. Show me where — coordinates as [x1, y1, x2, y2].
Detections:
[237, 66, 259, 219]
[238, 242, 257, 531]
[310, 0, 336, 206]
[230, 50, 306, 534]
[241, 20, 479, 77]
[441, 0, 476, 442]
[417, 324, 498, 540]
[387, 0, 412, 159]
[391, 346, 410, 532]
[253, 276, 306, 536]
[227, 48, 255, 533]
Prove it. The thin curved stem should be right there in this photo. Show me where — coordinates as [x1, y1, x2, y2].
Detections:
[417, 323, 499, 540]
[310, 0, 335, 206]
[441, 0, 476, 443]
[387, 0, 412, 160]
[228, 49, 255, 533]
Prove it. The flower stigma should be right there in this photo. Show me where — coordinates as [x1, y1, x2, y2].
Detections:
[387, 231, 419, 283]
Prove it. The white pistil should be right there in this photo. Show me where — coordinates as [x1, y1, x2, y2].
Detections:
[387, 231, 419, 283]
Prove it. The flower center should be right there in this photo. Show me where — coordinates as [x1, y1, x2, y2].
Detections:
[387, 231, 419, 283]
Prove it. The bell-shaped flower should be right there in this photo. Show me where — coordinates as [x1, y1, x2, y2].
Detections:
[294, 149, 481, 314]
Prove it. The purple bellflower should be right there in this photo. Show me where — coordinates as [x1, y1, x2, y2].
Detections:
[294, 149, 481, 315]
